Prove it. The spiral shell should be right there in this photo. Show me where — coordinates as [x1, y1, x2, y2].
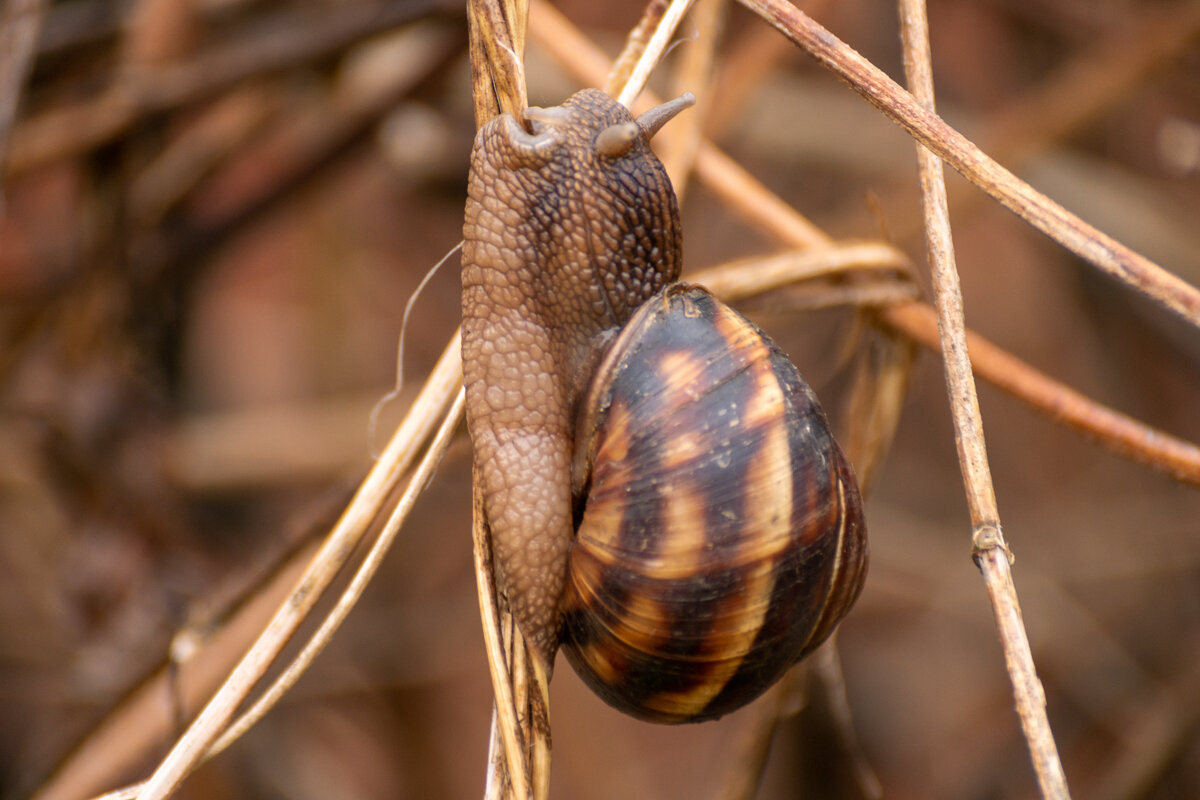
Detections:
[560, 284, 868, 723]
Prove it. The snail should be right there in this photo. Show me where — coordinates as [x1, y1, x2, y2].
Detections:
[461, 89, 867, 723]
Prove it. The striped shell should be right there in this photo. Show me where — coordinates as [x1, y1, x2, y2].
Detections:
[561, 284, 868, 723]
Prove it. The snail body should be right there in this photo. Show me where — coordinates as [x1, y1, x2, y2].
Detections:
[462, 89, 684, 664]
[462, 89, 867, 723]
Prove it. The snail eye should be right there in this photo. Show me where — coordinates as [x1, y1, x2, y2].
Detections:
[594, 122, 640, 158]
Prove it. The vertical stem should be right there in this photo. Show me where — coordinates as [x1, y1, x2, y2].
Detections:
[615, 0, 697, 108]
[735, 0, 1200, 328]
[134, 335, 464, 800]
[898, 0, 1070, 797]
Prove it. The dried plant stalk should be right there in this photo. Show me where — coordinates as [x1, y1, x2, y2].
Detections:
[881, 303, 1200, 486]
[131, 336, 464, 800]
[736, 0, 1200, 329]
[604, 0, 668, 98]
[898, 0, 1069, 795]
[467, 0, 528, 125]
[614, 0, 696, 108]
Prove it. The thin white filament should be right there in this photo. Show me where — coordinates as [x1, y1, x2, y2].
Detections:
[369, 239, 462, 457]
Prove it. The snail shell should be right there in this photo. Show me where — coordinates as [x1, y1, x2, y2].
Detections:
[561, 284, 868, 723]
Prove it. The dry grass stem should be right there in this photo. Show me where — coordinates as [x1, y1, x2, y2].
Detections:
[899, 0, 1069, 795]
[472, 493, 529, 800]
[473, 483, 551, 799]
[737, 0, 1200, 329]
[132, 335, 464, 800]
[614, 0, 697, 109]
[689, 241, 915, 302]
[838, 316, 918, 497]
[898, 0, 997, 537]
[881, 302, 1200, 486]
[980, 545, 1068, 797]
[467, 0, 528, 125]
[205, 389, 467, 759]
[604, 0, 668, 98]
[94, 385, 465, 800]
[33, 539, 321, 800]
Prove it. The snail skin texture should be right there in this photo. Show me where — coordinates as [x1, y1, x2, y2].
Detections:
[462, 89, 868, 723]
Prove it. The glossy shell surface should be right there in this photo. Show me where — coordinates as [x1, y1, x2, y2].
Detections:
[561, 284, 868, 723]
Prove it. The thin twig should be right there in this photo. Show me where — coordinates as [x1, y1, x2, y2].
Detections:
[898, 0, 1000, 542]
[736, 0, 1200, 329]
[133, 335, 463, 800]
[473, 481, 531, 800]
[33, 538, 322, 800]
[604, 0, 668, 98]
[467, 0, 528, 125]
[206, 390, 466, 759]
[897, 1, 1070, 796]
[92, 386, 466, 800]
[878, 303, 1200, 487]
[615, 0, 697, 108]
[688, 241, 914, 301]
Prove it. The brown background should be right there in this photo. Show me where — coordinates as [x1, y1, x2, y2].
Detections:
[3, 0, 1200, 797]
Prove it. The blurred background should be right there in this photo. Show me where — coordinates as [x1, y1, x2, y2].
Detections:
[2, 0, 1200, 798]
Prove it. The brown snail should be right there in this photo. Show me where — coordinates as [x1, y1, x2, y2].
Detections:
[461, 89, 867, 723]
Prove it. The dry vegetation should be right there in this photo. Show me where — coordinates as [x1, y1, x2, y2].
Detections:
[2, 0, 1200, 798]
